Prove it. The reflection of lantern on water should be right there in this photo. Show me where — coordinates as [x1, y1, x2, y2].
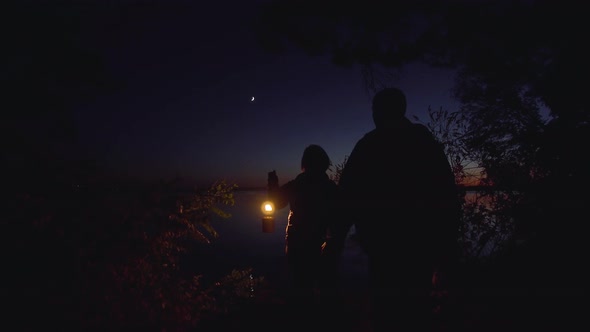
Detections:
[261, 201, 275, 233]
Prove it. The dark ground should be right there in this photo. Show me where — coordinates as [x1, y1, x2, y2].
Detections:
[202, 278, 586, 332]
[199, 240, 587, 332]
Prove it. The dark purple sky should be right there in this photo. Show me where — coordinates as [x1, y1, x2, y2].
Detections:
[17, 0, 459, 188]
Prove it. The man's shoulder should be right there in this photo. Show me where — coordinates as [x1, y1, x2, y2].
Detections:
[348, 130, 381, 153]
[354, 124, 435, 147]
[411, 122, 433, 135]
[358, 129, 380, 142]
[410, 123, 439, 143]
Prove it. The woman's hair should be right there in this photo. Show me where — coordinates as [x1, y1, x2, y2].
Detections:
[301, 144, 331, 172]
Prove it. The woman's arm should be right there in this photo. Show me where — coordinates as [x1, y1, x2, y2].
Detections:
[267, 170, 290, 209]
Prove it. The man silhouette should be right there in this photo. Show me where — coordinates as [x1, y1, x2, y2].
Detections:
[338, 87, 461, 331]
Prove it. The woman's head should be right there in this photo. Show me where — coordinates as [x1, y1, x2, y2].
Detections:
[301, 144, 331, 173]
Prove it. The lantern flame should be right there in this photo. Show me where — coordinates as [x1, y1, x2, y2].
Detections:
[261, 201, 275, 215]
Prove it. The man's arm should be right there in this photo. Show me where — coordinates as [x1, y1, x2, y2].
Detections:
[337, 138, 370, 238]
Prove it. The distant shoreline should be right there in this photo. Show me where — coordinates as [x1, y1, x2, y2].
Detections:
[235, 186, 266, 192]
[235, 185, 492, 192]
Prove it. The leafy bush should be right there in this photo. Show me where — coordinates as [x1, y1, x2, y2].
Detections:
[12, 178, 268, 331]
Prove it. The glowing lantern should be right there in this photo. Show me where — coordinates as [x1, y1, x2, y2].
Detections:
[261, 201, 275, 215]
[261, 200, 275, 233]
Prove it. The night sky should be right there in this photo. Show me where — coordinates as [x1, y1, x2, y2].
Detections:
[10, 0, 460, 188]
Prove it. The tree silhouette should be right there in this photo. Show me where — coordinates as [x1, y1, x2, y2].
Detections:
[253, 0, 588, 122]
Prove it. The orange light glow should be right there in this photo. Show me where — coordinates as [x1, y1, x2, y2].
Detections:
[261, 201, 275, 215]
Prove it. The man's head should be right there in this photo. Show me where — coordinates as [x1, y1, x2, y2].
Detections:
[372, 87, 407, 129]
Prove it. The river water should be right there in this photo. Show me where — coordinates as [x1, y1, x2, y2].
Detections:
[192, 189, 369, 292]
